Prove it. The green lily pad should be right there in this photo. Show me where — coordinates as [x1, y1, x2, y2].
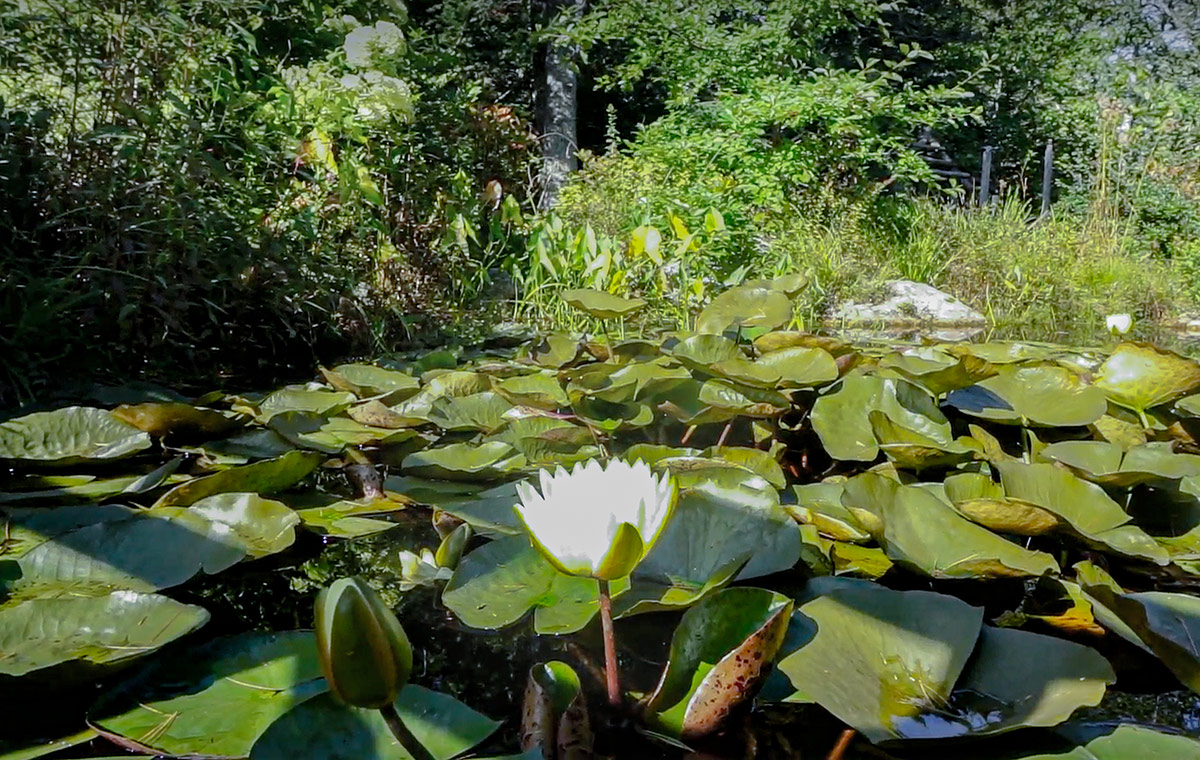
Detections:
[643, 587, 793, 739]
[671, 334, 744, 372]
[0, 462, 186, 506]
[180, 428, 297, 464]
[0, 729, 99, 760]
[695, 285, 792, 335]
[944, 472, 1061, 536]
[15, 493, 299, 596]
[922, 626, 1113, 738]
[0, 407, 151, 464]
[1083, 588, 1200, 695]
[401, 441, 526, 482]
[112, 402, 242, 440]
[1016, 723, 1200, 759]
[424, 392, 514, 433]
[1096, 342, 1200, 415]
[560, 289, 646, 320]
[869, 410, 971, 471]
[754, 346, 839, 388]
[0, 591, 209, 676]
[319, 364, 420, 400]
[269, 413, 422, 454]
[788, 482, 872, 543]
[257, 388, 356, 421]
[525, 333, 583, 369]
[251, 685, 499, 760]
[153, 450, 322, 507]
[881, 351, 998, 396]
[90, 632, 327, 758]
[1039, 441, 1200, 487]
[843, 474, 1059, 578]
[812, 375, 951, 462]
[775, 580, 984, 743]
[492, 372, 571, 410]
[0, 504, 137, 558]
[949, 365, 1107, 427]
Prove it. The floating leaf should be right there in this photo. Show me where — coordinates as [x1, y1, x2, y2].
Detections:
[16, 493, 299, 596]
[112, 402, 241, 440]
[754, 346, 838, 388]
[1039, 441, 1200, 487]
[493, 373, 571, 410]
[775, 580, 984, 743]
[401, 441, 526, 481]
[695, 285, 792, 335]
[813, 375, 950, 462]
[253, 685, 499, 760]
[0, 407, 151, 464]
[257, 388, 357, 421]
[1096, 342, 1200, 415]
[153, 450, 322, 508]
[560, 289, 646, 320]
[0, 591, 209, 676]
[948, 365, 1107, 427]
[1084, 588, 1200, 695]
[644, 588, 792, 739]
[91, 632, 327, 758]
[319, 364, 420, 400]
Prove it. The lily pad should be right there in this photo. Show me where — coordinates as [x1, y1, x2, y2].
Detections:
[401, 441, 526, 481]
[0, 407, 151, 464]
[0, 591, 209, 676]
[812, 375, 949, 462]
[948, 365, 1107, 427]
[1096, 342, 1200, 416]
[91, 632, 327, 758]
[560, 289, 646, 320]
[1083, 589, 1200, 694]
[775, 581, 984, 743]
[153, 450, 322, 508]
[319, 364, 420, 400]
[112, 402, 241, 440]
[695, 285, 792, 335]
[754, 346, 839, 388]
[257, 388, 357, 421]
[252, 685, 499, 760]
[643, 587, 793, 739]
[492, 372, 571, 410]
[1039, 441, 1200, 487]
[15, 493, 299, 596]
[1008, 723, 1200, 759]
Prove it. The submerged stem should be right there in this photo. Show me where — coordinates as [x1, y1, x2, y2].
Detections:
[379, 703, 436, 760]
[598, 579, 621, 706]
[826, 728, 856, 760]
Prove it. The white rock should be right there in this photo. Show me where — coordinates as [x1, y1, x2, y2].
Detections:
[827, 280, 985, 326]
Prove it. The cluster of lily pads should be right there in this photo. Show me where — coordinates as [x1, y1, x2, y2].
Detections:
[5, 279, 1200, 758]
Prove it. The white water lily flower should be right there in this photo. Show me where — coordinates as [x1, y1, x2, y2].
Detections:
[1106, 313, 1132, 335]
[514, 459, 678, 580]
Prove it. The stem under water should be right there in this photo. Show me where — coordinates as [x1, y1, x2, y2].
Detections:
[826, 728, 856, 760]
[598, 579, 621, 706]
[379, 703, 436, 760]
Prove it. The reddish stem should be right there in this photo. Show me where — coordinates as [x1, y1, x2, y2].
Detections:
[826, 728, 856, 760]
[598, 579, 620, 706]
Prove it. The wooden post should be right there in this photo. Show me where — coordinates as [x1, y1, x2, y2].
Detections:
[1040, 139, 1054, 217]
[979, 146, 994, 207]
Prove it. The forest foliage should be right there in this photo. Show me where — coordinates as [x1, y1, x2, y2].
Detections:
[1, 0, 1199, 406]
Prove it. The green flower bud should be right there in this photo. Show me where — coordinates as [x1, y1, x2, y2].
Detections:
[315, 576, 412, 709]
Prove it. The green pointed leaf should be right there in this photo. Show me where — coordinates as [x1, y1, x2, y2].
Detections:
[949, 365, 1107, 427]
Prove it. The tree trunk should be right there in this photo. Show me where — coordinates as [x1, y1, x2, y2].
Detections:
[537, 0, 582, 209]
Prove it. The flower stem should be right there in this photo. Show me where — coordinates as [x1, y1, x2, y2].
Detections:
[825, 728, 856, 760]
[379, 703, 436, 760]
[598, 579, 621, 706]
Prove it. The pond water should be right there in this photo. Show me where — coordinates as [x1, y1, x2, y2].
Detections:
[8, 311, 1200, 759]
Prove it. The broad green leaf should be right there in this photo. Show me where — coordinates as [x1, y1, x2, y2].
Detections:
[319, 364, 420, 400]
[0, 504, 136, 558]
[812, 375, 949, 462]
[269, 412, 421, 454]
[1039, 441, 1200, 487]
[560, 289, 646, 319]
[424, 392, 514, 433]
[944, 472, 1060, 536]
[0, 591, 209, 676]
[930, 627, 1113, 738]
[1007, 723, 1200, 759]
[112, 402, 241, 439]
[492, 372, 570, 410]
[257, 388, 356, 421]
[775, 580, 984, 743]
[153, 450, 322, 507]
[644, 588, 792, 739]
[15, 493, 298, 596]
[695, 285, 792, 334]
[949, 365, 1107, 427]
[1096, 342, 1200, 415]
[401, 441, 526, 481]
[0, 729, 99, 760]
[1083, 589, 1200, 695]
[0, 407, 151, 464]
[755, 346, 839, 388]
[252, 686, 499, 760]
[788, 482, 871, 543]
[91, 632, 327, 758]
